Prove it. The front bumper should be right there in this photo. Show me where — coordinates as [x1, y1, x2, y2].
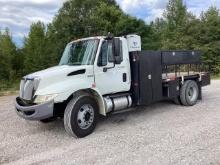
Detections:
[15, 97, 54, 120]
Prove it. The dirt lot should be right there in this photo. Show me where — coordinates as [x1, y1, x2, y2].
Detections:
[0, 80, 220, 165]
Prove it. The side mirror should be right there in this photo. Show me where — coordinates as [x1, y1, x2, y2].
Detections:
[113, 38, 122, 64]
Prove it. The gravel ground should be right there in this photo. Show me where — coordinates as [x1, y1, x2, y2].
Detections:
[0, 80, 220, 165]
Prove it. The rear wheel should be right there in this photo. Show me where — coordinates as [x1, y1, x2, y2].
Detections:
[180, 80, 199, 106]
[173, 96, 182, 105]
[64, 93, 98, 138]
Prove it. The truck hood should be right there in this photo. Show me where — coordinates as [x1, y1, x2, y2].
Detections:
[26, 65, 84, 79]
[24, 65, 94, 95]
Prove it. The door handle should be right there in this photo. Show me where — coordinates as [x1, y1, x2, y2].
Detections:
[148, 74, 152, 80]
[123, 73, 127, 82]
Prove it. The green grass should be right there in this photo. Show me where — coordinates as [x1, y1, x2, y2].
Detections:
[0, 80, 20, 96]
[211, 74, 220, 80]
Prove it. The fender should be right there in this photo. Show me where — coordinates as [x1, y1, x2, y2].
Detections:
[66, 88, 106, 116]
[87, 88, 106, 116]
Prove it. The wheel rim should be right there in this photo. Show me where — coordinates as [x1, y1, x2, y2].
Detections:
[187, 86, 197, 101]
[77, 104, 94, 130]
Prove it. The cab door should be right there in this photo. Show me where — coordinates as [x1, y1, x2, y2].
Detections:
[94, 39, 130, 95]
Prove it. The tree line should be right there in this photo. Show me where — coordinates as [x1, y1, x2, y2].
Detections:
[0, 0, 220, 90]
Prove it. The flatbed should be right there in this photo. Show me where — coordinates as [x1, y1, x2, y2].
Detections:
[129, 50, 210, 105]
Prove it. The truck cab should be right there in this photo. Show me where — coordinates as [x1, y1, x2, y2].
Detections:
[15, 34, 210, 138]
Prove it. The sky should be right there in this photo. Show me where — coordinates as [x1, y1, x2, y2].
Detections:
[0, 0, 220, 47]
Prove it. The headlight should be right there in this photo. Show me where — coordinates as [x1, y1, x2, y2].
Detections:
[34, 94, 58, 104]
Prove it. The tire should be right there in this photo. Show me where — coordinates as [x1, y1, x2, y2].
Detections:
[40, 117, 57, 123]
[180, 80, 199, 106]
[173, 96, 182, 105]
[64, 93, 98, 138]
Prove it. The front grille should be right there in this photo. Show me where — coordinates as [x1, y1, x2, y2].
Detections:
[19, 79, 25, 98]
[20, 78, 35, 101]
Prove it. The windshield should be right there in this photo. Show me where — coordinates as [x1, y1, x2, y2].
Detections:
[59, 39, 99, 66]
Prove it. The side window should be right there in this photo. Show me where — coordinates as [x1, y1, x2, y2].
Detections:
[97, 40, 123, 66]
[108, 42, 114, 62]
[98, 41, 108, 66]
[108, 40, 123, 63]
[119, 40, 123, 62]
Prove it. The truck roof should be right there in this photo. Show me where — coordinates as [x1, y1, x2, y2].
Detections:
[70, 36, 105, 43]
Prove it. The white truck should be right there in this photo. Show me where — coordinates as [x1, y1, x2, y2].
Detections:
[15, 35, 210, 138]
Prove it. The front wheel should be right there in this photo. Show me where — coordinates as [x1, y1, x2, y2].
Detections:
[64, 94, 98, 138]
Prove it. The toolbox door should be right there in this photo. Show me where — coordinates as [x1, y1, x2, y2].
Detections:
[139, 51, 162, 105]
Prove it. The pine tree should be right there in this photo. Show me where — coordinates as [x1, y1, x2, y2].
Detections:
[199, 7, 220, 74]
[23, 21, 47, 74]
[0, 28, 17, 80]
[162, 0, 188, 49]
